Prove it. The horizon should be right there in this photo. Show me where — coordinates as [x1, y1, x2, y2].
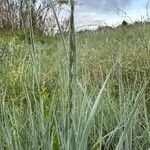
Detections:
[59, 0, 149, 30]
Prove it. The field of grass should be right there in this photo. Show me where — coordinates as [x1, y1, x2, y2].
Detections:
[1, 23, 150, 149]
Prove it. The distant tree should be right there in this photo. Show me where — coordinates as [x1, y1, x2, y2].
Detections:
[122, 20, 128, 26]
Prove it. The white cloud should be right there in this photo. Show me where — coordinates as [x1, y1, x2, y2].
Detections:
[74, 1, 147, 29]
[59, 0, 148, 30]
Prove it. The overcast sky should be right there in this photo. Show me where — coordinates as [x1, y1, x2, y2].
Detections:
[60, 0, 149, 29]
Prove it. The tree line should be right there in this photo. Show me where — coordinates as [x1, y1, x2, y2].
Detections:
[0, 0, 70, 34]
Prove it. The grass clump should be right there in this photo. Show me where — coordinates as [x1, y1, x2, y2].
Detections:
[0, 23, 150, 149]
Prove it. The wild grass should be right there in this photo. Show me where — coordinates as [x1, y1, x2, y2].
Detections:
[0, 23, 150, 149]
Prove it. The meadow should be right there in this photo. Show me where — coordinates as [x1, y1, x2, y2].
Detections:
[1, 23, 150, 149]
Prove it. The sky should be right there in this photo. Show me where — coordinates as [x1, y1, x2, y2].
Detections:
[60, 0, 149, 30]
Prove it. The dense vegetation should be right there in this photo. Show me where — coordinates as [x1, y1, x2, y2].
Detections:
[1, 23, 150, 149]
